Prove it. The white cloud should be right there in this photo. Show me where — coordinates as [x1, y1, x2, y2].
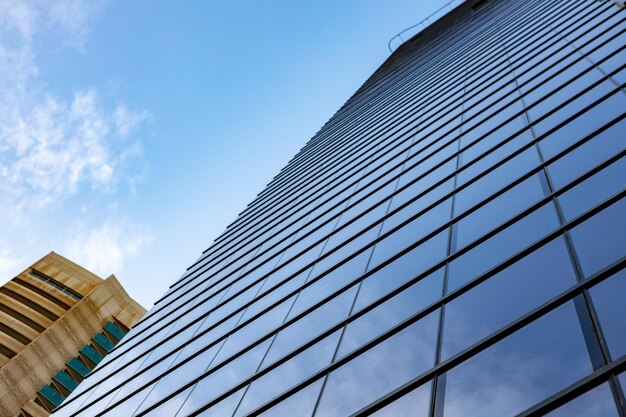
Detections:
[0, 0, 150, 213]
[64, 221, 154, 278]
[114, 104, 151, 138]
[0, 0, 154, 289]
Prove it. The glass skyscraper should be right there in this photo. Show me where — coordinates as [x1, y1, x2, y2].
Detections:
[51, 0, 626, 415]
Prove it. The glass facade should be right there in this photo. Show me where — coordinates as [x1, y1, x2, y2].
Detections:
[51, 0, 626, 415]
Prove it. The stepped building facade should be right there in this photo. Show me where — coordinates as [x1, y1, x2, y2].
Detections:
[0, 253, 145, 417]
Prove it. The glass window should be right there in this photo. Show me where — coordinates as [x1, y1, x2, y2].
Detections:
[175, 339, 271, 416]
[322, 202, 387, 256]
[526, 61, 603, 122]
[533, 80, 618, 139]
[460, 115, 528, 166]
[558, 156, 626, 221]
[235, 332, 341, 416]
[371, 381, 432, 417]
[141, 386, 193, 416]
[544, 382, 619, 417]
[73, 387, 123, 416]
[357, 239, 447, 311]
[388, 177, 455, 225]
[314, 310, 439, 417]
[569, 198, 626, 278]
[132, 341, 224, 414]
[372, 198, 452, 264]
[454, 147, 541, 216]
[538, 90, 626, 160]
[611, 64, 626, 85]
[547, 117, 626, 190]
[262, 287, 356, 367]
[339, 271, 443, 357]
[171, 313, 239, 368]
[456, 129, 534, 188]
[211, 296, 295, 366]
[240, 268, 309, 323]
[195, 388, 246, 417]
[257, 379, 324, 417]
[589, 269, 626, 360]
[442, 301, 593, 417]
[459, 101, 526, 152]
[288, 249, 371, 318]
[454, 173, 547, 249]
[102, 383, 155, 417]
[442, 237, 577, 359]
[448, 203, 561, 292]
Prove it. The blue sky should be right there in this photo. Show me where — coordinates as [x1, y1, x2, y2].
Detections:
[0, 0, 449, 308]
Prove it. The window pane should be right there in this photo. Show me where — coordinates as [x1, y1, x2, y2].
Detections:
[359, 232, 448, 308]
[262, 287, 356, 367]
[448, 203, 561, 291]
[195, 388, 246, 417]
[370, 203, 451, 268]
[547, 117, 626, 190]
[339, 271, 443, 358]
[315, 310, 440, 417]
[454, 173, 547, 249]
[589, 269, 626, 360]
[442, 301, 592, 417]
[544, 383, 619, 417]
[455, 147, 540, 216]
[134, 340, 224, 414]
[442, 237, 577, 359]
[257, 379, 323, 417]
[211, 296, 295, 366]
[142, 386, 193, 417]
[176, 339, 271, 416]
[371, 381, 432, 417]
[288, 250, 370, 318]
[558, 156, 626, 221]
[235, 331, 341, 416]
[569, 198, 626, 278]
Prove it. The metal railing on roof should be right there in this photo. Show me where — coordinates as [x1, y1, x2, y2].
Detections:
[388, 0, 465, 52]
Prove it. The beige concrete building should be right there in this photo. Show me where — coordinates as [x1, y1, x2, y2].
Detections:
[0, 252, 146, 417]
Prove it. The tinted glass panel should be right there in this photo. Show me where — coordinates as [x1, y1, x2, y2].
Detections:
[358, 232, 448, 308]
[558, 156, 626, 221]
[454, 173, 547, 249]
[175, 340, 271, 415]
[234, 332, 341, 416]
[371, 381, 432, 417]
[442, 237, 577, 359]
[547, 117, 626, 189]
[315, 310, 439, 417]
[589, 269, 626, 360]
[544, 383, 619, 417]
[339, 271, 443, 357]
[443, 302, 592, 417]
[257, 379, 323, 417]
[569, 198, 626, 278]
[448, 203, 561, 291]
